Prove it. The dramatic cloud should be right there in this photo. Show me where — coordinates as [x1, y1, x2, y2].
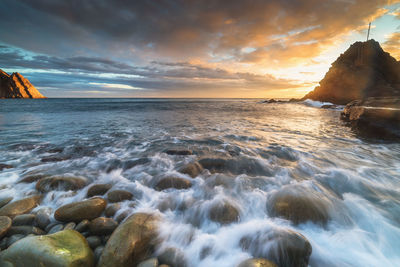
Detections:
[384, 31, 400, 59]
[0, 0, 398, 97]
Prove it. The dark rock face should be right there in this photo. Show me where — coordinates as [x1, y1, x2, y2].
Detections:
[341, 97, 400, 139]
[0, 69, 46, 99]
[302, 40, 400, 105]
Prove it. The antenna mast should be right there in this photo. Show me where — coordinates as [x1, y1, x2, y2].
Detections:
[366, 22, 371, 41]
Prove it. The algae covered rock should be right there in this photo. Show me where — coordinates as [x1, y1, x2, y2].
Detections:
[98, 213, 159, 267]
[0, 229, 94, 267]
[54, 197, 107, 222]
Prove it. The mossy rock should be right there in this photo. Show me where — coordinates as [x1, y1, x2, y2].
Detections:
[0, 229, 94, 267]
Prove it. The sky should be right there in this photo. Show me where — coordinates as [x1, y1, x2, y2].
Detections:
[0, 0, 399, 98]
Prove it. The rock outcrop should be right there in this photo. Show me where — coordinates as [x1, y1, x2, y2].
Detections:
[341, 97, 400, 139]
[0, 69, 46, 99]
[302, 40, 400, 105]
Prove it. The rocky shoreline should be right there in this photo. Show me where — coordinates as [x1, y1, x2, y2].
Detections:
[0, 157, 318, 267]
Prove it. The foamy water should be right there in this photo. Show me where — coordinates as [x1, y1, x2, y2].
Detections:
[0, 98, 399, 266]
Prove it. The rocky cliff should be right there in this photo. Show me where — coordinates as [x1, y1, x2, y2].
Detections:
[302, 40, 400, 105]
[0, 69, 45, 98]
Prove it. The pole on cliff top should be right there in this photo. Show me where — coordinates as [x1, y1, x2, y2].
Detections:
[367, 22, 371, 41]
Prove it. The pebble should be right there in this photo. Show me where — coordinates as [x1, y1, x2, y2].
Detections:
[12, 214, 36, 226]
[94, 246, 104, 262]
[64, 222, 76, 230]
[7, 226, 45, 236]
[104, 203, 120, 217]
[48, 224, 64, 234]
[75, 219, 90, 232]
[0, 216, 12, 238]
[107, 190, 133, 203]
[89, 217, 118, 235]
[86, 235, 102, 249]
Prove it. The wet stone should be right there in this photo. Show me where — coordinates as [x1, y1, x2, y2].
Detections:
[0, 216, 12, 238]
[54, 197, 107, 222]
[0, 196, 42, 218]
[0, 237, 8, 250]
[158, 247, 188, 267]
[179, 162, 203, 178]
[34, 211, 51, 230]
[6, 234, 24, 247]
[86, 235, 102, 249]
[238, 258, 278, 267]
[107, 190, 133, 203]
[115, 210, 131, 223]
[12, 214, 36, 226]
[155, 177, 192, 191]
[40, 155, 71, 163]
[36, 176, 87, 193]
[75, 219, 90, 232]
[138, 258, 159, 267]
[48, 224, 64, 234]
[105, 203, 120, 217]
[17, 174, 46, 184]
[7, 226, 45, 236]
[0, 197, 13, 209]
[87, 184, 112, 197]
[89, 217, 118, 235]
[64, 222, 76, 230]
[94, 246, 104, 262]
[209, 201, 240, 225]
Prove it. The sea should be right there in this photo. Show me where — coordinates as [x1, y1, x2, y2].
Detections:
[0, 98, 399, 267]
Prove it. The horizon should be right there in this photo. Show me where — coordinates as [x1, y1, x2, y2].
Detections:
[1, 1, 400, 98]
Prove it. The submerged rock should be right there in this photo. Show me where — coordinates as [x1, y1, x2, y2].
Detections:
[0, 229, 94, 267]
[107, 190, 133, 203]
[179, 162, 203, 178]
[89, 217, 118, 235]
[0, 164, 13, 171]
[341, 97, 400, 139]
[240, 228, 312, 267]
[237, 258, 277, 267]
[98, 213, 159, 267]
[267, 184, 333, 225]
[54, 197, 107, 222]
[209, 201, 240, 225]
[155, 177, 192, 191]
[0, 216, 12, 238]
[165, 149, 193, 155]
[36, 176, 87, 193]
[158, 247, 188, 267]
[0, 196, 42, 218]
[87, 184, 112, 197]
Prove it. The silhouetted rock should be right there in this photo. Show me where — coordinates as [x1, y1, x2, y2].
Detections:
[303, 40, 400, 105]
[0, 69, 46, 99]
[341, 97, 400, 139]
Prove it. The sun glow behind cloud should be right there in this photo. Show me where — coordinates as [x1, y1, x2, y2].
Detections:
[0, 0, 399, 98]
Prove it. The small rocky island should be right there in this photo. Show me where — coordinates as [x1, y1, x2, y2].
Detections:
[0, 69, 46, 99]
[302, 40, 400, 139]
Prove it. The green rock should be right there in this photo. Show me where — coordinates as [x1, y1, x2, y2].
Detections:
[0, 229, 94, 267]
[98, 213, 159, 267]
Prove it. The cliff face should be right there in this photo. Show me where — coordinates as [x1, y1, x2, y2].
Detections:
[0, 70, 45, 99]
[302, 40, 400, 105]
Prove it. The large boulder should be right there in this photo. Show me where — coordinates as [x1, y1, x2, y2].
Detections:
[98, 213, 159, 267]
[341, 97, 400, 139]
[155, 177, 192, 191]
[240, 228, 312, 267]
[0, 196, 42, 218]
[36, 176, 87, 193]
[267, 184, 333, 225]
[0, 70, 46, 99]
[54, 198, 107, 222]
[302, 40, 400, 105]
[0, 229, 94, 267]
